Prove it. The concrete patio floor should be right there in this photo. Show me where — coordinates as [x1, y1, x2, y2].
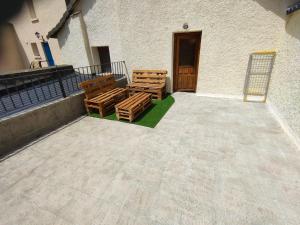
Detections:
[0, 92, 299, 225]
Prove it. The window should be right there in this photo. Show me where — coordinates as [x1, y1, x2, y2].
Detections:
[31, 43, 40, 58]
[27, 0, 37, 20]
[179, 38, 196, 66]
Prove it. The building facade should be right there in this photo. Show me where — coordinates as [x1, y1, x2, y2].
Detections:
[48, 0, 300, 142]
[0, 23, 28, 72]
[0, 0, 67, 73]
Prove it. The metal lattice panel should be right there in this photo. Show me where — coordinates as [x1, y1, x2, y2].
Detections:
[243, 51, 276, 102]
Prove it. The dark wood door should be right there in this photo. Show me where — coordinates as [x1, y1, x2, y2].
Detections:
[173, 32, 201, 92]
[98, 46, 111, 73]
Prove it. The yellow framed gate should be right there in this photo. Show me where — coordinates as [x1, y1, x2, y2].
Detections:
[243, 51, 276, 102]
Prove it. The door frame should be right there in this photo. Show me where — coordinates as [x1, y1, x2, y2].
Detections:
[172, 31, 202, 92]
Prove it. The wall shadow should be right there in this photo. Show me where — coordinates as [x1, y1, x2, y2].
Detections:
[286, 11, 300, 40]
[0, 23, 29, 71]
[80, 0, 96, 17]
[57, 19, 71, 49]
[56, 0, 97, 50]
[13, 24, 29, 68]
[252, 0, 286, 19]
[253, 0, 300, 40]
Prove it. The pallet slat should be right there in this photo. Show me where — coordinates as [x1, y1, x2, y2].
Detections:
[89, 88, 124, 103]
[79, 74, 116, 99]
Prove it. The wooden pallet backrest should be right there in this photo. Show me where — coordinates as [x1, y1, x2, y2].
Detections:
[132, 70, 167, 85]
[79, 74, 116, 99]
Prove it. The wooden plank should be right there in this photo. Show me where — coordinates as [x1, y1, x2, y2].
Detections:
[115, 93, 144, 109]
[129, 99, 152, 122]
[128, 93, 150, 110]
[83, 87, 127, 117]
[89, 88, 124, 103]
[93, 88, 124, 101]
[132, 78, 165, 84]
[133, 70, 167, 74]
[124, 94, 147, 111]
[133, 74, 166, 78]
[128, 83, 164, 89]
[79, 74, 116, 100]
[133, 75, 165, 79]
[132, 70, 167, 82]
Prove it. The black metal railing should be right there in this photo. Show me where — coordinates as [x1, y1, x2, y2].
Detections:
[0, 61, 129, 118]
[74, 61, 130, 82]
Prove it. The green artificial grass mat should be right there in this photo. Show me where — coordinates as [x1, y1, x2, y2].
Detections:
[89, 94, 175, 128]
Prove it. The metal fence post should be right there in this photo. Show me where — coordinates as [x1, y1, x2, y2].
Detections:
[56, 69, 67, 98]
[123, 61, 131, 83]
[92, 65, 96, 78]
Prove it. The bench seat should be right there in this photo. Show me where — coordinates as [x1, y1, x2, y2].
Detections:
[84, 88, 128, 117]
[80, 74, 128, 117]
[127, 70, 167, 100]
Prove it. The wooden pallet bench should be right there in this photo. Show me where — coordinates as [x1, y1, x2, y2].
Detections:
[115, 92, 152, 122]
[127, 70, 167, 100]
[79, 74, 128, 117]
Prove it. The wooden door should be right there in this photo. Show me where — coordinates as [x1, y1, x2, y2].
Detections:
[173, 32, 201, 92]
[98, 46, 112, 73]
[42, 42, 55, 66]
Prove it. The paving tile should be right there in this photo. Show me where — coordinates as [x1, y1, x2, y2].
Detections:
[0, 93, 299, 225]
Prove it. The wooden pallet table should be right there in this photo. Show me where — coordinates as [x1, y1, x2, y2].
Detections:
[115, 92, 152, 122]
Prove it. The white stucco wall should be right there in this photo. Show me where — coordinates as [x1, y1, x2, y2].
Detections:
[269, 10, 300, 139]
[58, 0, 286, 93]
[57, 14, 90, 68]
[118, 0, 286, 94]
[80, 0, 124, 63]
